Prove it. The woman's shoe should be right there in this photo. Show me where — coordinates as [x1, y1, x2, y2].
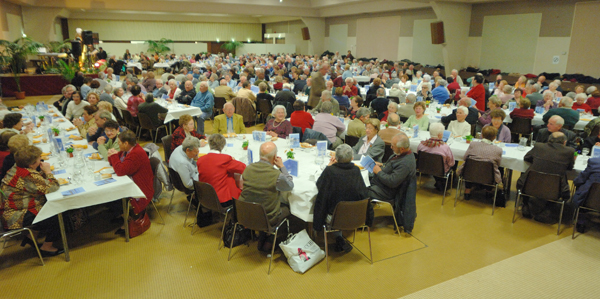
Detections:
[115, 228, 125, 235]
[40, 248, 65, 257]
[20, 237, 38, 248]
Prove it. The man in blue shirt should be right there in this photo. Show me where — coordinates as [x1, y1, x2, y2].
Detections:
[191, 82, 214, 135]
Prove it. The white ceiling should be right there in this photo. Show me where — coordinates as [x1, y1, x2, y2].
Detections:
[8, 0, 518, 23]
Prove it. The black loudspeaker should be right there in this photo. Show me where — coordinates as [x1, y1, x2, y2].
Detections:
[92, 33, 99, 44]
[301, 27, 310, 41]
[82, 30, 94, 45]
[430, 22, 445, 44]
[71, 40, 82, 57]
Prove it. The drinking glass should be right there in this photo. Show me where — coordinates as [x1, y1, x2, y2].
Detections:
[518, 137, 528, 151]
[582, 148, 590, 157]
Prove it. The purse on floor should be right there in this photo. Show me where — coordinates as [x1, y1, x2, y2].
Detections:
[128, 211, 151, 238]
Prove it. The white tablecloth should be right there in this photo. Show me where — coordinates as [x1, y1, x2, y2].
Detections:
[127, 62, 143, 70]
[29, 109, 144, 224]
[197, 134, 370, 222]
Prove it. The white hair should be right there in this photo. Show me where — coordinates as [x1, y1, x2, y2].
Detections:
[272, 104, 286, 116]
[423, 74, 431, 82]
[457, 106, 468, 115]
[429, 123, 445, 138]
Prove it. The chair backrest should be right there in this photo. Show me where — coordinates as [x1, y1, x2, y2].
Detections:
[121, 109, 137, 128]
[257, 98, 273, 117]
[509, 117, 532, 135]
[137, 112, 156, 130]
[387, 96, 400, 104]
[292, 126, 303, 141]
[214, 97, 226, 111]
[400, 116, 409, 123]
[330, 199, 369, 231]
[521, 170, 562, 201]
[583, 182, 600, 210]
[462, 159, 496, 186]
[161, 135, 173, 161]
[113, 106, 125, 126]
[417, 151, 446, 177]
[470, 124, 476, 136]
[235, 200, 271, 232]
[590, 124, 600, 139]
[194, 181, 226, 214]
[149, 156, 161, 176]
[382, 143, 394, 163]
[168, 166, 189, 193]
[344, 134, 360, 147]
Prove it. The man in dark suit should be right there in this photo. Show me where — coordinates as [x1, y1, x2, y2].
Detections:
[370, 87, 389, 119]
[96, 47, 107, 60]
[441, 98, 479, 125]
[536, 115, 577, 148]
[517, 132, 574, 224]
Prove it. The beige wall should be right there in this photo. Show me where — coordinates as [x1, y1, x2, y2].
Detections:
[356, 16, 400, 60]
[0, 0, 23, 41]
[68, 19, 262, 42]
[265, 20, 309, 55]
[411, 19, 443, 66]
[567, 1, 600, 77]
[99, 42, 208, 58]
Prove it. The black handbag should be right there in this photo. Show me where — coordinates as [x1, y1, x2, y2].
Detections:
[222, 220, 251, 248]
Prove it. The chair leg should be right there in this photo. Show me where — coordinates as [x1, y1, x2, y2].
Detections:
[227, 223, 238, 261]
[24, 228, 44, 266]
[442, 174, 450, 205]
[492, 184, 498, 216]
[167, 189, 175, 214]
[183, 191, 195, 228]
[557, 201, 565, 235]
[512, 192, 521, 224]
[388, 204, 400, 236]
[268, 226, 280, 275]
[151, 200, 165, 225]
[218, 209, 231, 250]
[323, 227, 329, 272]
[454, 178, 462, 207]
[191, 201, 202, 235]
[367, 226, 373, 264]
[418, 172, 422, 188]
[572, 207, 580, 239]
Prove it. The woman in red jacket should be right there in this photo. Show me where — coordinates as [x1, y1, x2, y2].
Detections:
[509, 98, 534, 120]
[107, 130, 154, 234]
[197, 134, 246, 206]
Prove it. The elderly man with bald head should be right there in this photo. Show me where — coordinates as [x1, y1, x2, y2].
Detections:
[175, 80, 197, 105]
[311, 90, 340, 115]
[536, 115, 577, 148]
[542, 97, 580, 129]
[212, 102, 245, 134]
[239, 141, 293, 250]
[518, 131, 575, 223]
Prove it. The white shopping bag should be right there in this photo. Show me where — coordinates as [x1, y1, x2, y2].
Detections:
[279, 229, 324, 274]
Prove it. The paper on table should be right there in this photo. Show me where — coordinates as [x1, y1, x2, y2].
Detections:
[360, 155, 376, 173]
[93, 178, 117, 186]
[289, 133, 300, 148]
[442, 130, 451, 142]
[52, 169, 66, 175]
[283, 159, 298, 177]
[61, 187, 85, 196]
[505, 143, 518, 147]
[592, 146, 600, 159]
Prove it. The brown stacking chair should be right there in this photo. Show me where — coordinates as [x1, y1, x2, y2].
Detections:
[1, 228, 44, 266]
[113, 106, 125, 127]
[138, 112, 167, 143]
[387, 96, 400, 104]
[213, 96, 226, 117]
[455, 159, 501, 215]
[512, 170, 564, 235]
[344, 135, 360, 147]
[161, 135, 173, 162]
[323, 199, 372, 272]
[191, 182, 233, 246]
[509, 118, 533, 145]
[382, 143, 394, 163]
[228, 200, 289, 275]
[166, 167, 195, 226]
[257, 98, 273, 124]
[417, 152, 454, 205]
[121, 109, 140, 137]
[572, 183, 600, 239]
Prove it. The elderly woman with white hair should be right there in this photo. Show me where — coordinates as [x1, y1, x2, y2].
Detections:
[536, 90, 558, 111]
[167, 78, 179, 100]
[547, 81, 563, 99]
[381, 101, 399, 123]
[412, 70, 423, 85]
[572, 93, 592, 113]
[417, 74, 431, 92]
[264, 105, 293, 138]
[448, 106, 472, 137]
[417, 122, 455, 191]
[418, 83, 433, 102]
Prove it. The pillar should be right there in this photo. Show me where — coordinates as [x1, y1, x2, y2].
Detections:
[301, 17, 325, 56]
[430, 2, 472, 73]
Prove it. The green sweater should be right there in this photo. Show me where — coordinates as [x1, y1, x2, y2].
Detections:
[98, 135, 120, 161]
[404, 115, 430, 131]
[239, 161, 281, 226]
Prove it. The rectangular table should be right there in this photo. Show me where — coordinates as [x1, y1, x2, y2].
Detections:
[27, 108, 145, 261]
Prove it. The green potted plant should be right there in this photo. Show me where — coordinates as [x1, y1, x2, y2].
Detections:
[221, 41, 244, 55]
[242, 140, 249, 150]
[0, 37, 44, 99]
[38, 115, 45, 121]
[66, 147, 74, 158]
[145, 38, 173, 56]
[52, 127, 60, 136]
[286, 149, 295, 160]
[56, 60, 78, 82]
[465, 135, 473, 144]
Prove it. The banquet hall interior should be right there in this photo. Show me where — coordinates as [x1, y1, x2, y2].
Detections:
[1, 0, 600, 298]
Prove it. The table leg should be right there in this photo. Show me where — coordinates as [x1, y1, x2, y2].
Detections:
[505, 169, 513, 201]
[57, 213, 70, 262]
[122, 198, 130, 242]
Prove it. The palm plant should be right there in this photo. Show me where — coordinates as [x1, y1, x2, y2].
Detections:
[221, 41, 244, 54]
[0, 37, 44, 93]
[145, 38, 173, 55]
[56, 60, 78, 82]
[46, 39, 71, 53]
